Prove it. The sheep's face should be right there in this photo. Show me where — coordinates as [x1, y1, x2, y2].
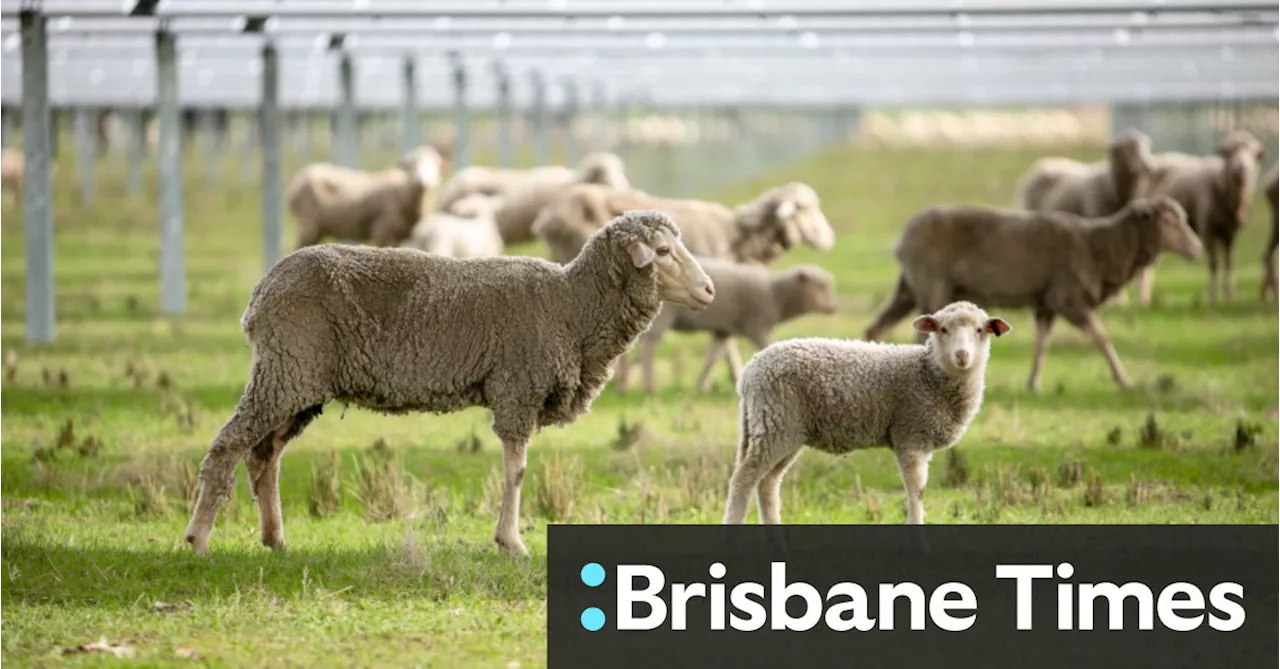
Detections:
[787, 267, 839, 315]
[1108, 131, 1154, 187]
[399, 147, 446, 188]
[627, 225, 715, 311]
[1141, 197, 1203, 261]
[914, 302, 1011, 375]
[770, 183, 836, 253]
[1216, 131, 1266, 163]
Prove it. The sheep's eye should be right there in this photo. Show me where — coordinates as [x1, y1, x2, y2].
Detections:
[976, 327, 983, 335]
[656, 246, 671, 256]
[940, 327, 949, 334]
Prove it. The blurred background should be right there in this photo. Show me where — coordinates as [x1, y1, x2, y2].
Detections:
[2, 4, 1277, 330]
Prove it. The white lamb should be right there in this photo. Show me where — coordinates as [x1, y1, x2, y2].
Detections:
[723, 300, 1011, 526]
[402, 193, 505, 259]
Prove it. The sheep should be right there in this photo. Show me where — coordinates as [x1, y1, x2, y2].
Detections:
[863, 196, 1202, 391]
[1262, 162, 1279, 302]
[1015, 129, 1154, 305]
[614, 257, 838, 395]
[1140, 131, 1267, 303]
[286, 145, 446, 249]
[1, 148, 24, 197]
[1016, 128, 1153, 216]
[435, 151, 630, 245]
[533, 180, 836, 391]
[182, 210, 715, 558]
[723, 301, 1012, 526]
[534, 181, 836, 266]
[401, 193, 505, 259]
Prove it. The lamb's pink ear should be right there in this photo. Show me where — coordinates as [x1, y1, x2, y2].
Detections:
[912, 315, 939, 333]
[985, 318, 1012, 337]
[627, 240, 656, 268]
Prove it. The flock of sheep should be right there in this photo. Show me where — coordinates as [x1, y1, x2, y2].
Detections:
[0, 101, 1269, 558]
[180, 126, 1276, 557]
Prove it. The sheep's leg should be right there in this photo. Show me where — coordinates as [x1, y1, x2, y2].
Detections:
[636, 335, 663, 395]
[895, 450, 933, 525]
[243, 407, 320, 550]
[494, 436, 531, 557]
[1070, 311, 1133, 389]
[1204, 236, 1221, 305]
[295, 220, 322, 249]
[186, 403, 292, 554]
[1027, 310, 1056, 392]
[756, 448, 803, 525]
[1262, 219, 1279, 301]
[724, 432, 796, 525]
[614, 348, 635, 395]
[1136, 265, 1156, 307]
[1221, 233, 1237, 302]
[723, 338, 747, 386]
[865, 273, 916, 341]
[696, 337, 730, 393]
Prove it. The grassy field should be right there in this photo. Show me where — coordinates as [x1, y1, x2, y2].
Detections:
[2, 139, 1277, 667]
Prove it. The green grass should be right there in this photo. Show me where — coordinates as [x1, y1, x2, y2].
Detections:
[2, 139, 1277, 667]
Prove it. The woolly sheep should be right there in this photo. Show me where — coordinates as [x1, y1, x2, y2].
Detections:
[534, 180, 836, 389]
[614, 257, 838, 395]
[182, 211, 716, 558]
[402, 193, 505, 259]
[863, 197, 1202, 391]
[1262, 162, 1279, 302]
[723, 301, 1012, 526]
[1015, 129, 1154, 305]
[533, 181, 836, 266]
[436, 152, 630, 244]
[1141, 130, 1267, 303]
[287, 146, 446, 248]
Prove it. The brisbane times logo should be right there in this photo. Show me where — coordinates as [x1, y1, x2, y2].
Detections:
[547, 525, 1277, 669]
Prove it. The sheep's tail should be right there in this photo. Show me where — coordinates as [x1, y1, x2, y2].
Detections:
[865, 272, 916, 341]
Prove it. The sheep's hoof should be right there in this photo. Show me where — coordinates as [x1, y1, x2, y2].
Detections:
[185, 533, 210, 555]
[262, 537, 286, 551]
[494, 535, 530, 557]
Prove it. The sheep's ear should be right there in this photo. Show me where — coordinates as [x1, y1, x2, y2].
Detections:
[985, 318, 1012, 337]
[775, 200, 797, 220]
[912, 315, 939, 333]
[627, 240, 656, 268]
[794, 268, 811, 283]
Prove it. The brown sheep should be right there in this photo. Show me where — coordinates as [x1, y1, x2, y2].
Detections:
[436, 152, 630, 244]
[615, 257, 838, 395]
[1, 148, 24, 197]
[533, 181, 836, 266]
[1262, 162, 1279, 302]
[864, 197, 1203, 391]
[533, 180, 836, 391]
[286, 146, 446, 249]
[1015, 129, 1154, 305]
[182, 211, 716, 557]
[1142, 131, 1266, 303]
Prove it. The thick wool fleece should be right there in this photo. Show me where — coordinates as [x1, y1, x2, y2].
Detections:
[237, 211, 675, 442]
[724, 301, 1006, 527]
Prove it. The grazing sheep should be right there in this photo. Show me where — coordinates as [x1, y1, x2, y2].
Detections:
[182, 211, 715, 558]
[402, 193, 505, 259]
[534, 181, 836, 266]
[1141, 131, 1267, 303]
[724, 301, 1012, 526]
[615, 257, 838, 394]
[1, 148, 24, 199]
[436, 152, 630, 245]
[286, 145, 446, 249]
[1015, 129, 1154, 305]
[1262, 162, 1279, 302]
[863, 197, 1202, 391]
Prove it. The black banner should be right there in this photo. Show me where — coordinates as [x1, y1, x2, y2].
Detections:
[548, 525, 1278, 669]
